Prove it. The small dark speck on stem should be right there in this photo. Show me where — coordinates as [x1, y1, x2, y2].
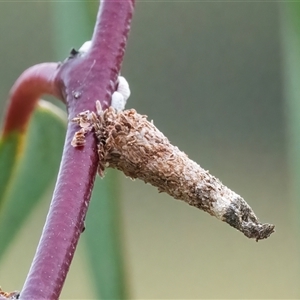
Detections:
[72, 91, 81, 99]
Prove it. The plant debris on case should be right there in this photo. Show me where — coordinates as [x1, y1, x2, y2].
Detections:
[0, 288, 19, 300]
[72, 102, 275, 241]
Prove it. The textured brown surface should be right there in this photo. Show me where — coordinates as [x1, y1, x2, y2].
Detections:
[72, 106, 275, 241]
[0, 288, 19, 300]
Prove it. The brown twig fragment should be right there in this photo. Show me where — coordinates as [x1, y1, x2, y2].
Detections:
[0, 287, 19, 300]
[72, 104, 275, 241]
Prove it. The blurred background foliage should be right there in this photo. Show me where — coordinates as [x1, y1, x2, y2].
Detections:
[0, 1, 299, 299]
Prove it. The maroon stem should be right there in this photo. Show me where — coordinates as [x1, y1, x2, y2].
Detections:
[2, 63, 61, 137]
[20, 0, 134, 299]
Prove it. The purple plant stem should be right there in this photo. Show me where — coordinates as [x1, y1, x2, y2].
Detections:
[2, 63, 61, 136]
[20, 0, 135, 299]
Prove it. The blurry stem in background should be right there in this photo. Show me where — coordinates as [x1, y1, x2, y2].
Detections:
[18, 0, 135, 299]
[84, 169, 128, 299]
[2, 63, 61, 136]
[280, 3, 300, 221]
[52, 1, 92, 60]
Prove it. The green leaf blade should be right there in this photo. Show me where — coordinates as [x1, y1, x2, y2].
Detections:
[84, 171, 129, 300]
[0, 133, 20, 204]
[281, 4, 300, 207]
[0, 102, 66, 260]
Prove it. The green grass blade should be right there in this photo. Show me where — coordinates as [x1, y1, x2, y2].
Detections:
[52, 1, 92, 58]
[0, 133, 19, 204]
[0, 101, 66, 260]
[281, 4, 300, 206]
[85, 171, 128, 299]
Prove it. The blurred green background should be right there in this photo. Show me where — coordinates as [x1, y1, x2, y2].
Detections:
[0, 1, 299, 299]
